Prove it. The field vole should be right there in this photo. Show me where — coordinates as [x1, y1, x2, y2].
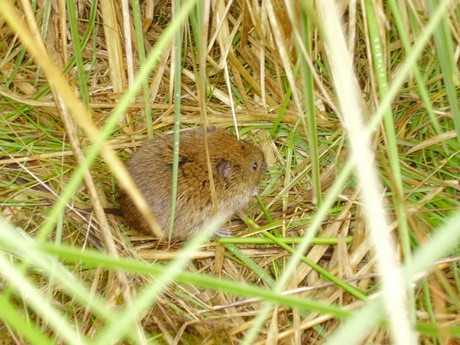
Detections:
[118, 127, 266, 241]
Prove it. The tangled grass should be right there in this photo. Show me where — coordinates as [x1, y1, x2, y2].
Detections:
[1, 0, 460, 344]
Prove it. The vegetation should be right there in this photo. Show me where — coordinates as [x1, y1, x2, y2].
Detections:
[0, 0, 459, 343]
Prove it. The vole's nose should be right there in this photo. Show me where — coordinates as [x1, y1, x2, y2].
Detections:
[252, 185, 259, 196]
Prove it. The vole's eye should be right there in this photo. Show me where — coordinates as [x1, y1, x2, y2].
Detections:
[252, 162, 258, 171]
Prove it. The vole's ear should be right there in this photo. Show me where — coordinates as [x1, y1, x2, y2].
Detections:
[216, 160, 232, 179]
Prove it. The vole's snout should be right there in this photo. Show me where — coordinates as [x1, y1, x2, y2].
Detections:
[252, 185, 259, 196]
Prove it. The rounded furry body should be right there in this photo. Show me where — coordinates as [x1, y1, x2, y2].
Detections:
[118, 128, 265, 241]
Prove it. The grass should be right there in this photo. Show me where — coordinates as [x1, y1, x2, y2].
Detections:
[1, 0, 460, 344]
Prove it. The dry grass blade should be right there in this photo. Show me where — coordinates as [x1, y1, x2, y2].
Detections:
[317, 0, 416, 343]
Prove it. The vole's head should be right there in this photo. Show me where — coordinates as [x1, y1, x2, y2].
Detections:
[210, 131, 266, 197]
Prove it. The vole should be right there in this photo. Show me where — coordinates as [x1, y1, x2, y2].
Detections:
[118, 127, 266, 241]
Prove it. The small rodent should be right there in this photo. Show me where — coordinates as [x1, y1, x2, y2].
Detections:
[118, 127, 266, 241]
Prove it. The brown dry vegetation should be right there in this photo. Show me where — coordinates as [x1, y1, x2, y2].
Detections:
[1, 0, 460, 344]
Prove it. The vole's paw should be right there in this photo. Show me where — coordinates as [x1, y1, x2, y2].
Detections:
[214, 228, 232, 238]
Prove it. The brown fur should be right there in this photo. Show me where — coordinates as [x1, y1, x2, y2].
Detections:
[118, 127, 266, 241]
